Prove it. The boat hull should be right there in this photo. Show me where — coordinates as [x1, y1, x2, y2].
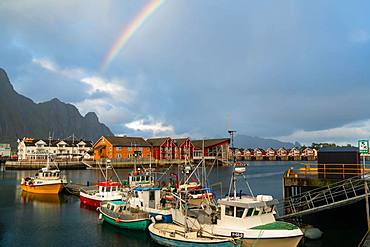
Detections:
[80, 194, 121, 208]
[80, 195, 103, 208]
[149, 223, 240, 247]
[240, 236, 302, 247]
[21, 183, 64, 194]
[100, 211, 150, 231]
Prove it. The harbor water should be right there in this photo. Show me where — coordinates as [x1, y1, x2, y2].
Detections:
[0, 161, 364, 246]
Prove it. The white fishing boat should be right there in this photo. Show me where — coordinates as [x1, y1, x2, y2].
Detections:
[172, 166, 303, 247]
[80, 163, 125, 208]
[129, 186, 173, 223]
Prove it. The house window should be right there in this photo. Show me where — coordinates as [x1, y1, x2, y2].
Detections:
[128, 147, 132, 151]
[116, 147, 122, 151]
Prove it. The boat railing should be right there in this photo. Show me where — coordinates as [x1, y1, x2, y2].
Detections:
[100, 206, 149, 220]
[80, 186, 98, 195]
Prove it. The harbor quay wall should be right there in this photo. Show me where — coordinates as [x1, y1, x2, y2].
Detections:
[5, 159, 197, 170]
[5, 161, 86, 170]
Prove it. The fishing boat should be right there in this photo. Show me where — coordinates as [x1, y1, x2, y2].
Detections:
[98, 201, 151, 231]
[129, 186, 173, 223]
[80, 181, 123, 208]
[149, 222, 240, 247]
[172, 167, 303, 247]
[21, 155, 67, 194]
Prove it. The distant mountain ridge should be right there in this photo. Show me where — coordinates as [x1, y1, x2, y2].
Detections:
[234, 134, 300, 149]
[0, 68, 113, 148]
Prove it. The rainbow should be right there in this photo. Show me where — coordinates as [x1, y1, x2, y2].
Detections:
[100, 0, 165, 72]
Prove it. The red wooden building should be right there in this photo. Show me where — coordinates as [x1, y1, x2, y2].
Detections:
[146, 137, 176, 160]
[192, 138, 230, 160]
[173, 138, 194, 160]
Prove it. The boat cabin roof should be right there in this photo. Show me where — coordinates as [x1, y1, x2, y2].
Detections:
[97, 181, 121, 187]
[39, 168, 60, 173]
[133, 187, 161, 191]
[109, 201, 127, 205]
[218, 196, 278, 209]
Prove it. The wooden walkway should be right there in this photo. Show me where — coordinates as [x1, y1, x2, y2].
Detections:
[63, 183, 97, 196]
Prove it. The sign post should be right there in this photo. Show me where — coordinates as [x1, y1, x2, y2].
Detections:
[358, 140, 369, 175]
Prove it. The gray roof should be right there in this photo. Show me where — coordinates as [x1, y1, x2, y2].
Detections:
[104, 136, 151, 147]
[173, 138, 190, 147]
[319, 147, 358, 153]
[23, 138, 92, 147]
[192, 138, 230, 149]
[146, 137, 170, 146]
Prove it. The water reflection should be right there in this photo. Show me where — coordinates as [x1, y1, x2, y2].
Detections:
[20, 191, 61, 205]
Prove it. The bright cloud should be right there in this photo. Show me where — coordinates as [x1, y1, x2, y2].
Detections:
[32, 57, 134, 124]
[125, 118, 175, 135]
[349, 29, 370, 44]
[278, 119, 370, 145]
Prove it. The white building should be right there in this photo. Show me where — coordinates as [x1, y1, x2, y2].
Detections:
[17, 138, 93, 161]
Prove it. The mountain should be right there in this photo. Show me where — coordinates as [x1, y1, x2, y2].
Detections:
[234, 134, 300, 149]
[0, 68, 113, 148]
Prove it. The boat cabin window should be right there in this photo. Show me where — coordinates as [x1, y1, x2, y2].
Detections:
[253, 208, 261, 216]
[112, 187, 117, 192]
[106, 187, 111, 192]
[236, 207, 245, 218]
[135, 191, 138, 198]
[225, 205, 235, 217]
[118, 206, 123, 213]
[263, 206, 273, 213]
[149, 191, 155, 201]
[246, 208, 254, 217]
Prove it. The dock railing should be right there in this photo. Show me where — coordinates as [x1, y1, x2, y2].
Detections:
[278, 170, 370, 219]
[285, 163, 370, 180]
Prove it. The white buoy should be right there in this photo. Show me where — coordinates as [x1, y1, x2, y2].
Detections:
[155, 215, 163, 221]
[304, 227, 323, 240]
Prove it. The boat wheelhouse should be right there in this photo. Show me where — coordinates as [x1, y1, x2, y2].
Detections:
[80, 181, 122, 208]
[129, 187, 172, 223]
[128, 169, 154, 188]
[98, 201, 151, 231]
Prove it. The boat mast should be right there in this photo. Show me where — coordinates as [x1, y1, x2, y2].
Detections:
[228, 130, 237, 200]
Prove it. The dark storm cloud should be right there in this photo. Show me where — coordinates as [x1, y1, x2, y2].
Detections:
[1, 0, 370, 143]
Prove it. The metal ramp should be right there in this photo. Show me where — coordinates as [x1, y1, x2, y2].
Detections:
[81, 160, 93, 169]
[277, 174, 370, 220]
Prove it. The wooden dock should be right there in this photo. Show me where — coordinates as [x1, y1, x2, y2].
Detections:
[63, 183, 98, 196]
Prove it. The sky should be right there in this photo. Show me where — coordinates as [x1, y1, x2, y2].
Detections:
[1, 0, 370, 145]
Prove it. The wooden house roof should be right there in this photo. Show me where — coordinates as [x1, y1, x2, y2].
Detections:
[103, 136, 151, 147]
[146, 137, 172, 147]
[192, 138, 230, 149]
[173, 138, 192, 147]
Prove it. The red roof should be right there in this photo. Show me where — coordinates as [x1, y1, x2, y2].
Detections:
[97, 181, 121, 187]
